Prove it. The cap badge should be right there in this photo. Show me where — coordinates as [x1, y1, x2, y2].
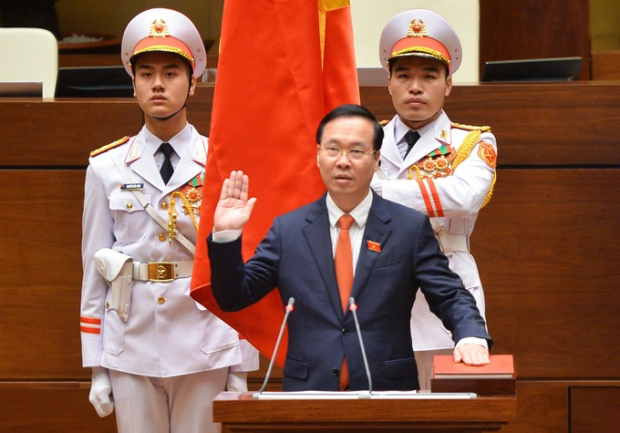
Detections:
[407, 19, 428, 38]
[149, 19, 170, 38]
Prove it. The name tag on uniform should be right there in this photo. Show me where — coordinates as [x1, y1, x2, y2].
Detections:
[120, 183, 144, 191]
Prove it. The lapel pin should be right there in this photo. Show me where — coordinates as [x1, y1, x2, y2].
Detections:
[367, 240, 381, 253]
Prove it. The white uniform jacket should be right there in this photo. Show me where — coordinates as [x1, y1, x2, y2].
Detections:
[80, 123, 258, 377]
[372, 112, 497, 350]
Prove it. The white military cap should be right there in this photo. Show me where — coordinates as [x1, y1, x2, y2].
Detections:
[379, 9, 462, 76]
[121, 8, 206, 78]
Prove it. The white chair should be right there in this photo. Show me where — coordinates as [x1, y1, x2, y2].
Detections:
[0, 27, 58, 97]
[351, 0, 480, 83]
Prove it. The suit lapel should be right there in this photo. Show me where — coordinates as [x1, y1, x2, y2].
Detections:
[161, 139, 205, 197]
[402, 133, 439, 168]
[350, 193, 393, 303]
[127, 125, 207, 195]
[125, 133, 166, 190]
[378, 117, 402, 168]
[165, 126, 206, 196]
[302, 196, 343, 319]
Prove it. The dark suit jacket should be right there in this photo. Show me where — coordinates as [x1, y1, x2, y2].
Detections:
[208, 191, 491, 391]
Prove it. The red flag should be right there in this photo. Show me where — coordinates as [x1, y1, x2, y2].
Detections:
[191, 0, 359, 367]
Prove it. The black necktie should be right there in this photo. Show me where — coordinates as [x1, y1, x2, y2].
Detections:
[159, 142, 175, 184]
[404, 130, 420, 158]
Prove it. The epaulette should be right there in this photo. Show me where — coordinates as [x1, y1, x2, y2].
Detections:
[90, 136, 131, 157]
[379, 119, 390, 126]
[451, 123, 491, 133]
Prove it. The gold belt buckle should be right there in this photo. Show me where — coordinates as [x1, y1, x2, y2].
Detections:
[148, 262, 175, 282]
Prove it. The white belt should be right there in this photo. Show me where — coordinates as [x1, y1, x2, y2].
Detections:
[443, 234, 468, 254]
[132, 260, 194, 283]
[430, 219, 469, 257]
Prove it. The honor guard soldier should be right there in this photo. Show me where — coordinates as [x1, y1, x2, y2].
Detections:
[372, 9, 496, 390]
[79, 8, 258, 433]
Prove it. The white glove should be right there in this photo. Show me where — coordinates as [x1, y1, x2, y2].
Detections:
[226, 371, 248, 392]
[89, 367, 114, 417]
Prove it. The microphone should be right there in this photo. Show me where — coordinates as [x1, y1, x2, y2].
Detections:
[258, 297, 295, 394]
[348, 297, 373, 394]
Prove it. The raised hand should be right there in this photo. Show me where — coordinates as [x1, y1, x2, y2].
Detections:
[213, 170, 257, 232]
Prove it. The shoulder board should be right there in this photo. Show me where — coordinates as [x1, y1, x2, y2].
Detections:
[90, 136, 131, 157]
[380, 119, 390, 126]
[451, 123, 491, 133]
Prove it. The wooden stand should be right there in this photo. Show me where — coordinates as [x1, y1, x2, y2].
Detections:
[213, 392, 516, 433]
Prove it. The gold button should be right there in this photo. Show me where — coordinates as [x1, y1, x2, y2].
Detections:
[160, 202, 169, 210]
[105, 301, 110, 309]
[126, 202, 133, 209]
[157, 296, 166, 305]
[158, 233, 167, 242]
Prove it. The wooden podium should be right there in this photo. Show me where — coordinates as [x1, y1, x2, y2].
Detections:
[213, 392, 516, 433]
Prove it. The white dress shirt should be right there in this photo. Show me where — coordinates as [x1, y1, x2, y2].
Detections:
[143, 122, 187, 171]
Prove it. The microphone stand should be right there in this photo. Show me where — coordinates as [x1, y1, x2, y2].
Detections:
[258, 297, 295, 394]
[349, 297, 373, 395]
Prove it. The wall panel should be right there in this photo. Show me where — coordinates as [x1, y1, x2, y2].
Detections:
[479, 0, 590, 80]
[571, 387, 620, 433]
[1, 82, 619, 431]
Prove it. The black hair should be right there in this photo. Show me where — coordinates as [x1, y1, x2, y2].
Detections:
[388, 55, 450, 78]
[130, 52, 193, 83]
[316, 104, 384, 152]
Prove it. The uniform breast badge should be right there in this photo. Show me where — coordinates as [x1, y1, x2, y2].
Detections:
[413, 145, 456, 180]
[181, 174, 203, 216]
[183, 187, 202, 215]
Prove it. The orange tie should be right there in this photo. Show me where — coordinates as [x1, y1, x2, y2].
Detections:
[335, 214, 355, 390]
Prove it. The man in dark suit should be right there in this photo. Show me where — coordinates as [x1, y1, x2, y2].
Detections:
[208, 104, 491, 391]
